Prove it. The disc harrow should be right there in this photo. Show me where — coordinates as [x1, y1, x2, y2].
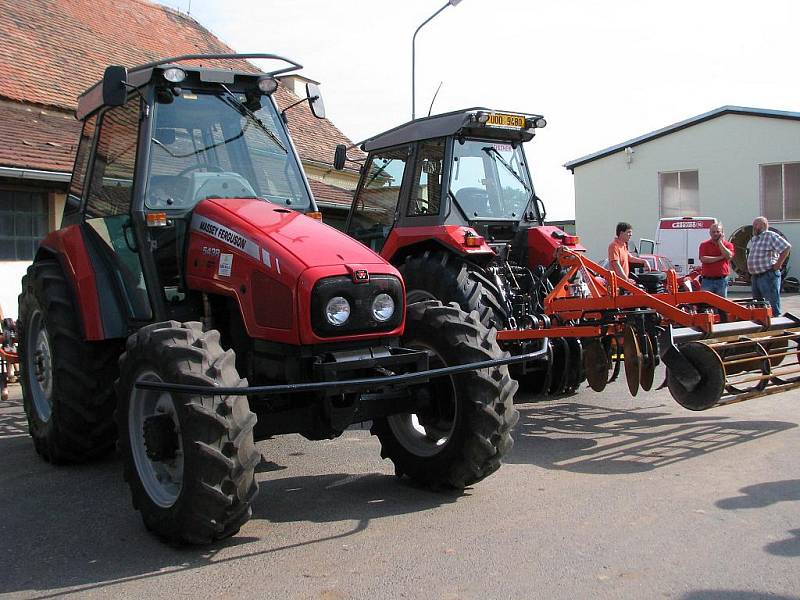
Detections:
[496, 247, 800, 410]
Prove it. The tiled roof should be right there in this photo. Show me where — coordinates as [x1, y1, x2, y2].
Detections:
[308, 179, 354, 209]
[0, 0, 355, 174]
[0, 100, 79, 172]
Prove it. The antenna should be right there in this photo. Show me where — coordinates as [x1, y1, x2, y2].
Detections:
[427, 81, 443, 117]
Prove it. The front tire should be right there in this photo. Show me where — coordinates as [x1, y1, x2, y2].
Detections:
[400, 250, 507, 329]
[371, 301, 519, 489]
[18, 259, 122, 463]
[116, 321, 259, 544]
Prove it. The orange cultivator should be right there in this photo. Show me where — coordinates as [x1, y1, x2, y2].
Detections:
[496, 247, 800, 410]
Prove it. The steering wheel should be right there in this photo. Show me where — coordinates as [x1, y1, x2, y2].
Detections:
[176, 163, 225, 178]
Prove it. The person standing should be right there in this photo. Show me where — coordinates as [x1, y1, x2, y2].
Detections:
[608, 222, 647, 282]
[747, 216, 791, 316]
[699, 222, 734, 297]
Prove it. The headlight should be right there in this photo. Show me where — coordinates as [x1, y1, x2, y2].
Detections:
[371, 293, 395, 322]
[325, 296, 351, 326]
[162, 67, 186, 83]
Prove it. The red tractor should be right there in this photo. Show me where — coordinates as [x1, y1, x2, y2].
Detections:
[336, 109, 584, 395]
[17, 55, 520, 545]
[336, 109, 800, 409]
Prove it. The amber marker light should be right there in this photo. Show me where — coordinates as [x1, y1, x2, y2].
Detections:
[306, 211, 323, 221]
[463, 230, 485, 248]
[146, 212, 168, 227]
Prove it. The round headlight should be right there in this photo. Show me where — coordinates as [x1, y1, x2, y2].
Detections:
[371, 293, 395, 322]
[258, 77, 279, 94]
[163, 67, 186, 83]
[325, 296, 351, 326]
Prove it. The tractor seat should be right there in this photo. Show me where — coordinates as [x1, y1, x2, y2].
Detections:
[632, 271, 667, 293]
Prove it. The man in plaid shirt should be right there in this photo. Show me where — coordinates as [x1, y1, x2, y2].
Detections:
[747, 216, 791, 315]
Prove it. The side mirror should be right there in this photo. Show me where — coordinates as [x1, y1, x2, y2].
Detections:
[306, 82, 326, 119]
[102, 65, 128, 107]
[333, 144, 347, 171]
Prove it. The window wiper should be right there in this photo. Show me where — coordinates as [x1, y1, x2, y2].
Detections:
[220, 84, 287, 154]
[482, 146, 530, 193]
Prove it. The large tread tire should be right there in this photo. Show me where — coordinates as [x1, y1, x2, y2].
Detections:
[17, 259, 122, 464]
[400, 250, 507, 330]
[116, 321, 259, 545]
[371, 301, 519, 489]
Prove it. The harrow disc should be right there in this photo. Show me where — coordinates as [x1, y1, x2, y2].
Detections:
[623, 326, 642, 396]
[640, 334, 656, 392]
[667, 342, 725, 411]
[584, 340, 609, 392]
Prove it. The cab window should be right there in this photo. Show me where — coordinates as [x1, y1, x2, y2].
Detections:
[408, 139, 445, 217]
[346, 145, 410, 252]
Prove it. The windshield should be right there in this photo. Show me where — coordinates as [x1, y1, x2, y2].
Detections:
[449, 139, 533, 220]
[145, 91, 311, 211]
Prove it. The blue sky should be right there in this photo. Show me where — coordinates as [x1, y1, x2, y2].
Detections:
[154, 0, 799, 220]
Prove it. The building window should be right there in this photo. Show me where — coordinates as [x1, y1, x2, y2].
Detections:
[659, 170, 699, 217]
[761, 162, 800, 221]
[0, 189, 49, 260]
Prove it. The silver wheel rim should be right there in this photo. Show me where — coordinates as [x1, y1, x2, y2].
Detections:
[129, 371, 183, 508]
[387, 343, 457, 457]
[26, 310, 53, 422]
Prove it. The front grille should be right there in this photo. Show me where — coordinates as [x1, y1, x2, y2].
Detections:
[311, 275, 403, 338]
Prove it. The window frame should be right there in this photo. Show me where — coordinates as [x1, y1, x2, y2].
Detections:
[0, 186, 50, 261]
[658, 169, 700, 218]
[759, 161, 800, 222]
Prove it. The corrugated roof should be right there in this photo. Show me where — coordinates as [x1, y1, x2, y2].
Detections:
[564, 106, 800, 172]
[0, 0, 355, 173]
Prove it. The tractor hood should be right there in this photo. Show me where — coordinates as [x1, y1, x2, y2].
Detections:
[194, 198, 387, 270]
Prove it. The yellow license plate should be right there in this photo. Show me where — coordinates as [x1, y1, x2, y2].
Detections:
[485, 113, 526, 128]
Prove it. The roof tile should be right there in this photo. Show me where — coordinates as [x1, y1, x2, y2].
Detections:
[0, 0, 356, 173]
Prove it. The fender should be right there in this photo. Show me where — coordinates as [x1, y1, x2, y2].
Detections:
[36, 225, 105, 340]
[381, 225, 495, 264]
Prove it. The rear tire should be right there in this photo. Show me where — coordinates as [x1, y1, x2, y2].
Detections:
[116, 321, 259, 545]
[371, 301, 519, 489]
[18, 259, 122, 463]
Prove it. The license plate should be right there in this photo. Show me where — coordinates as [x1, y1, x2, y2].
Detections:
[485, 113, 526, 128]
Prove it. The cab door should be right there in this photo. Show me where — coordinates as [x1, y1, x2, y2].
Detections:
[82, 98, 152, 324]
[345, 144, 412, 254]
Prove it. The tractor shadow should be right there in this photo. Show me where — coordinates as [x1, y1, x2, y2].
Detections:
[716, 480, 800, 558]
[0, 393, 458, 597]
[506, 399, 796, 474]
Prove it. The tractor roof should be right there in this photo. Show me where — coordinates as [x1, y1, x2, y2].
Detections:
[76, 53, 301, 120]
[360, 108, 545, 152]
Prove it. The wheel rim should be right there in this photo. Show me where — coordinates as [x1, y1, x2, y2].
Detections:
[26, 310, 53, 422]
[129, 371, 183, 508]
[387, 343, 458, 457]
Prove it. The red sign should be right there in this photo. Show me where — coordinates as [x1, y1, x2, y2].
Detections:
[659, 218, 716, 230]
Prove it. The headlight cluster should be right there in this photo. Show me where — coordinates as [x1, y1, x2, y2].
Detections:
[312, 275, 403, 337]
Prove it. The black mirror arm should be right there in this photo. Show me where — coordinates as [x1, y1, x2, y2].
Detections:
[280, 96, 312, 124]
[123, 82, 150, 116]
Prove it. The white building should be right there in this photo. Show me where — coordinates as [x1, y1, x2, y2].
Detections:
[565, 106, 800, 276]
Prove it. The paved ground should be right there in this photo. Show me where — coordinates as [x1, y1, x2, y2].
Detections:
[1, 291, 799, 599]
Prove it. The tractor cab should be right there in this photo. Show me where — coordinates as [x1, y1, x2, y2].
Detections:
[62, 54, 325, 327]
[339, 108, 548, 259]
